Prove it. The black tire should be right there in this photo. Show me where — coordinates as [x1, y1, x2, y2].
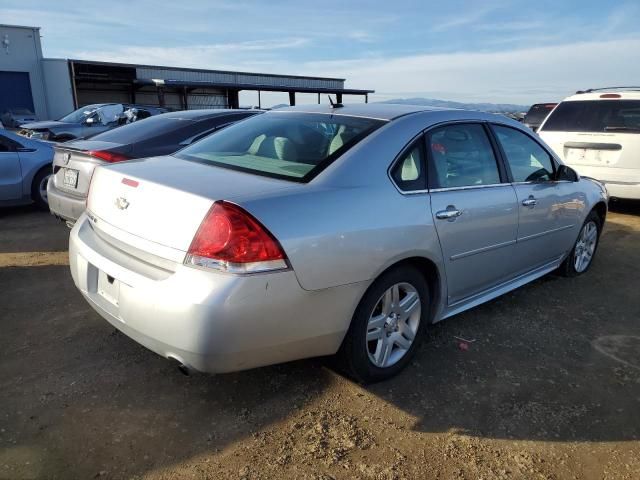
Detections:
[31, 168, 52, 210]
[558, 210, 602, 277]
[336, 265, 429, 384]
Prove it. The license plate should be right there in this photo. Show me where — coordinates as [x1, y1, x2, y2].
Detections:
[566, 148, 586, 162]
[97, 271, 120, 306]
[63, 168, 79, 188]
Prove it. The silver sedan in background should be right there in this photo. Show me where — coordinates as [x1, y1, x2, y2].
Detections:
[69, 104, 607, 383]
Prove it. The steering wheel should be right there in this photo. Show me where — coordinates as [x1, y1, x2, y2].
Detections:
[525, 168, 550, 182]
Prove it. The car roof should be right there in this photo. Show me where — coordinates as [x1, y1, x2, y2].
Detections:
[154, 109, 260, 121]
[271, 103, 449, 121]
[563, 89, 640, 101]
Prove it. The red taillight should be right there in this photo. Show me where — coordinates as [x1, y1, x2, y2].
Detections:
[185, 201, 287, 273]
[88, 150, 130, 163]
[600, 94, 621, 99]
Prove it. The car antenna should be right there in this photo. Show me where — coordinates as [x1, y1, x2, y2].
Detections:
[328, 95, 343, 108]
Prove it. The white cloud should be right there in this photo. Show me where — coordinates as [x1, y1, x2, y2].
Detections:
[430, 1, 507, 32]
[69, 36, 640, 105]
[301, 37, 640, 104]
[71, 38, 310, 69]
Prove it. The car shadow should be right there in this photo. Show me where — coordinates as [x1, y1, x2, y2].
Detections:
[365, 214, 640, 443]
[1, 211, 639, 478]
[608, 198, 640, 216]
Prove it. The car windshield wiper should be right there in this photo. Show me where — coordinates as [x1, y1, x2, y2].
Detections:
[604, 126, 640, 132]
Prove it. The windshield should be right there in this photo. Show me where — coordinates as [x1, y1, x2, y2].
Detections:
[541, 100, 640, 133]
[58, 104, 106, 123]
[176, 112, 385, 182]
[524, 104, 556, 124]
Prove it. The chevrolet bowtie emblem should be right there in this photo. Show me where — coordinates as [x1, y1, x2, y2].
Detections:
[115, 197, 130, 210]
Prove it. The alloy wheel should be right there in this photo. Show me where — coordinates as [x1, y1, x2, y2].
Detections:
[366, 282, 421, 368]
[574, 220, 598, 273]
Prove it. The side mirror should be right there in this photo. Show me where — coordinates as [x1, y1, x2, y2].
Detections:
[556, 164, 579, 182]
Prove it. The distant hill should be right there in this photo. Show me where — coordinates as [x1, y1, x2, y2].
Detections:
[378, 97, 529, 113]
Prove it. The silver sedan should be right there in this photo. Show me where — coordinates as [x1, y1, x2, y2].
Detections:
[68, 104, 608, 383]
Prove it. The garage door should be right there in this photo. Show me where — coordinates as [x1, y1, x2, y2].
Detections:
[0, 71, 35, 114]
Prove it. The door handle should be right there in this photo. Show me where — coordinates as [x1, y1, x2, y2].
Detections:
[522, 197, 537, 207]
[436, 207, 463, 220]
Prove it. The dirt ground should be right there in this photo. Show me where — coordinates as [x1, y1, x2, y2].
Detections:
[1, 203, 639, 480]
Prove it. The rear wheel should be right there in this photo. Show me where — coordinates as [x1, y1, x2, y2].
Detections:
[559, 211, 602, 277]
[31, 168, 51, 210]
[336, 265, 429, 384]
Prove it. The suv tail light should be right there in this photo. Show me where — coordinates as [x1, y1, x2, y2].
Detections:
[88, 150, 130, 163]
[185, 201, 288, 274]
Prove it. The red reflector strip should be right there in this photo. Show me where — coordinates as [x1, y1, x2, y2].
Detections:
[121, 178, 139, 188]
[600, 94, 621, 98]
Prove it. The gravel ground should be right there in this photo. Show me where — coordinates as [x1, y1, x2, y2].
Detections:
[1, 204, 639, 480]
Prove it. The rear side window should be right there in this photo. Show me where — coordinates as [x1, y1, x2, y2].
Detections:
[541, 100, 640, 133]
[391, 142, 425, 191]
[176, 112, 384, 182]
[427, 123, 501, 188]
[493, 125, 555, 182]
[524, 104, 556, 124]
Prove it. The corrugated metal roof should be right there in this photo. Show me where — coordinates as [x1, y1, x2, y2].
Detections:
[136, 67, 344, 90]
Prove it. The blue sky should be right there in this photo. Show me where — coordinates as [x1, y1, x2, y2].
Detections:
[3, 0, 640, 106]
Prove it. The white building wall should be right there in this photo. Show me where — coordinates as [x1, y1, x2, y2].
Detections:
[41, 59, 74, 119]
[0, 24, 49, 119]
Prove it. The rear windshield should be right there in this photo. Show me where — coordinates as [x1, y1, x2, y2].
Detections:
[541, 100, 640, 133]
[524, 104, 556, 124]
[175, 112, 385, 182]
[91, 115, 197, 143]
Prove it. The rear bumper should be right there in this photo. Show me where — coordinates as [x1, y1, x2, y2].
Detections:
[572, 165, 640, 200]
[600, 181, 640, 200]
[69, 214, 365, 373]
[47, 177, 86, 222]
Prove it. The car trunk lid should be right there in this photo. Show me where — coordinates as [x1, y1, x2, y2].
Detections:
[542, 131, 640, 169]
[52, 141, 127, 196]
[87, 155, 296, 252]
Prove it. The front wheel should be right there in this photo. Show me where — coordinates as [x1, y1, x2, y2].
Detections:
[336, 265, 429, 384]
[559, 211, 602, 277]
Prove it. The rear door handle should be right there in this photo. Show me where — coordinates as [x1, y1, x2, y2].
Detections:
[522, 197, 537, 207]
[436, 207, 463, 220]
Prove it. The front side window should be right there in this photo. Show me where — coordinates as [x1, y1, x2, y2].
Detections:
[0, 134, 19, 152]
[540, 100, 640, 133]
[0, 135, 12, 152]
[427, 123, 501, 188]
[176, 112, 384, 182]
[391, 142, 425, 191]
[493, 125, 554, 182]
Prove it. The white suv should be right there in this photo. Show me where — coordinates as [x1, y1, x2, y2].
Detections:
[538, 88, 640, 199]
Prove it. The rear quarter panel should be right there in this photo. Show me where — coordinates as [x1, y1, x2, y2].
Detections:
[241, 185, 443, 292]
